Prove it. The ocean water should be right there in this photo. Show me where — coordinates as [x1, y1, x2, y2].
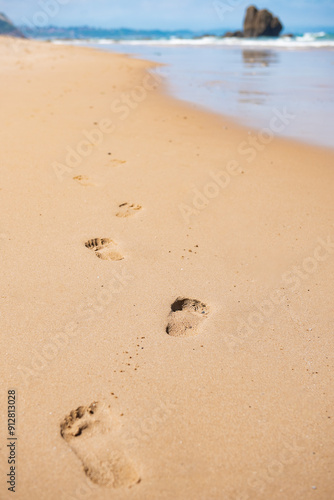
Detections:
[51, 31, 334, 149]
[27, 26, 334, 47]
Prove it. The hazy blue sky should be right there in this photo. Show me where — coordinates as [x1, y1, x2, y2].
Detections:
[1, 0, 333, 30]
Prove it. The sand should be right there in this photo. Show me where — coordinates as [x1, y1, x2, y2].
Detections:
[0, 36, 333, 500]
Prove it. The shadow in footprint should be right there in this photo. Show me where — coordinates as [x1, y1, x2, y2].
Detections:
[60, 402, 140, 488]
[85, 238, 124, 261]
[116, 203, 142, 218]
[166, 297, 210, 337]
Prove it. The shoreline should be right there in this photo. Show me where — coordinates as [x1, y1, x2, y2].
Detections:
[52, 39, 334, 150]
[1, 36, 334, 500]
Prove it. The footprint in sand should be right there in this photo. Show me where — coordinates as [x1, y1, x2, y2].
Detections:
[116, 203, 142, 218]
[110, 159, 126, 167]
[85, 238, 124, 261]
[166, 297, 210, 337]
[60, 402, 140, 488]
[73, 175, 98, 187]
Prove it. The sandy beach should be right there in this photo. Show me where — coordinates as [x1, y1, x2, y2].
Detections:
[0, 36, 334, 500]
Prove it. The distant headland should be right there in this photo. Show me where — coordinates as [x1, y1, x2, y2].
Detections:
[0, 12, 26, 38]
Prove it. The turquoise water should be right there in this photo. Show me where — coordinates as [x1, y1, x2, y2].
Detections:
[53, 34, 334, 149]
[26, 26, 334, 46]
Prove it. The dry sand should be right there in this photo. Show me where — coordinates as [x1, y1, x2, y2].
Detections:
[0, 37, 333, 500]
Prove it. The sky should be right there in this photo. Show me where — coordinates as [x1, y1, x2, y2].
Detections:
[1, 0, 333, 31]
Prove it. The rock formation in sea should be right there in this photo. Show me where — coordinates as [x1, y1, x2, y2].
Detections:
[224, 5, 283, 38]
